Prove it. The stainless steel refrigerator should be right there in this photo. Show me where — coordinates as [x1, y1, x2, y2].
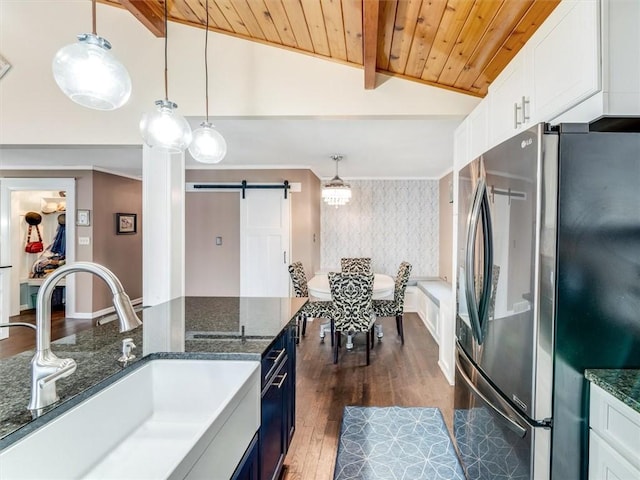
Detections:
[453, 118, 640, 480]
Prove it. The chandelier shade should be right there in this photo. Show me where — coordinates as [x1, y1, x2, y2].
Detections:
[189, 122, 227, 164]
[140, 100, 193, 153]
[52, 0, 131, 111]
[322, 155, 351, 207]
[189, 0, 227, 164]
[139, 0, 191, 152]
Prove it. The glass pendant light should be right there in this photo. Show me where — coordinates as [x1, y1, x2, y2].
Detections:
[188, 0, 227, 164]
[139, 0, 192, 153]
[52, 0, 131, 110]
[322, 155, 352, 207]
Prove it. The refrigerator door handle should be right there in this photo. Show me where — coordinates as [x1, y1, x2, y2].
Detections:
[465, 178, 486, 343]
[477, 184, 494, 333]
[455, 353, 527, 438]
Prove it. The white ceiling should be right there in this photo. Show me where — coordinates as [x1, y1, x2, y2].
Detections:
[0, 116, 464, 179]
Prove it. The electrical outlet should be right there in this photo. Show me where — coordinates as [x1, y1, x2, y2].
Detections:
[78, 237, 90, 245]
[215, 236, 222, 246]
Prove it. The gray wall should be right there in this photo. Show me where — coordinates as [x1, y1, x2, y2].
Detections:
[92, 171, 142, 311]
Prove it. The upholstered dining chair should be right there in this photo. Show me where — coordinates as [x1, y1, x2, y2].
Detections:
[372, 262, 412, 345]
[340, 257, 372, 274]
[288, 262, 334, 343]
[328, 272, 375, 365]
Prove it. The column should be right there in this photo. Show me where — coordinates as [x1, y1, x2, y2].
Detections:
[142, 145, 185, 306]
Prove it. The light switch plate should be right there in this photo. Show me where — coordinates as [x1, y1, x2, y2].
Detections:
[78, 237, 90, 245]
[215, 236, 222, 246]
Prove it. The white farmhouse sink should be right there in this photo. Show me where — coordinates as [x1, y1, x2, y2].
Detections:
[0, 359, 261, 480]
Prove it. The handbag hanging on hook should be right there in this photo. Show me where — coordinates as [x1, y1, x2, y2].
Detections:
[25, 212, 44, 254]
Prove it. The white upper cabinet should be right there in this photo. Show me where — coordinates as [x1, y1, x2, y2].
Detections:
[488, 51, 531, 146]
[530, 0, 600, 122]
[467, 100, 490, 161]
[457, 0, 639, 170]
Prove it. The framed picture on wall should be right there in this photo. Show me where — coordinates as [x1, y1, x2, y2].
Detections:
[116, 213, 137, 235]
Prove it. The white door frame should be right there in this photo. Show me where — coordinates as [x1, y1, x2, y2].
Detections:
[0, 178, 77, 325]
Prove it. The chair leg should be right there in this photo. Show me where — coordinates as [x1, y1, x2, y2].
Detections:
[301, 315, 307, 337]
[397, 314, 404, 345]
[337, 329, 342, 348]
[333, 331, 339, 364]
[370, 327, 374, 349]
[395, 316, 400, 335]
[366, 331, 370, 365]
[331, 319, 335, 347]
[296, 316, 301, 345]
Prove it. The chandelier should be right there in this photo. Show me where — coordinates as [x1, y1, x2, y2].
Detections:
[322, 155, 352, 207]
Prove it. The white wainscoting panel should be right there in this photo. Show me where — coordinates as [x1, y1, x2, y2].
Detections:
[321, 180, 438, 277]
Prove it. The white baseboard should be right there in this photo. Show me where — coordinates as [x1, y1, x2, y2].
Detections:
[438, 359, 455, 386]
[67, 297, 143, 320]
[19, 303, 30, 312]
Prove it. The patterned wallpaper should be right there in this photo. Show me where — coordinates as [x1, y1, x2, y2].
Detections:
[321, 180, 439, 277]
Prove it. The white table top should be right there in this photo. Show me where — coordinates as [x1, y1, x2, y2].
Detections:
[307, 273, 394, 301]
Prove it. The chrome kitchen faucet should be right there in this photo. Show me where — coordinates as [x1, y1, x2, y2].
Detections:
[28, 262, 142, 413]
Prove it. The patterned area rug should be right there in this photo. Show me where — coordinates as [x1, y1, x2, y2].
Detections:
[334, 406, 465, 480]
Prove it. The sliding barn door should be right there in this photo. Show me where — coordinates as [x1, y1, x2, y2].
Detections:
[240, 190, 291, 297]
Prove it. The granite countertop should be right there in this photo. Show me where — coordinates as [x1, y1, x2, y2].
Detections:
[0, 296, 306, 448]
[585, 369, 640, 414]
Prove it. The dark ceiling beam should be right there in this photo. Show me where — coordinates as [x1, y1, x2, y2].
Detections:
[119, 0, 166, 37]
[363, 0, 380, 90]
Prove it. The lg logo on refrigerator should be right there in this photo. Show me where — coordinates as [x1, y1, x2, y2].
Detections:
[521, 138, 534, 149]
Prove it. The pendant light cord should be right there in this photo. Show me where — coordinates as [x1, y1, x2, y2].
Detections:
[204, 0, 210, 122]
[91, 0, 97, 35]
[164, 0, 169, 101]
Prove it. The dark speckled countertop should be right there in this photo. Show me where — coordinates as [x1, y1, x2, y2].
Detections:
[585, 369, 640, 414]
[0, 296, 306, 449]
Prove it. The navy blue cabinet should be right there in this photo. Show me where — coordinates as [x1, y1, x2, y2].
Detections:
[231, 433, 259, 480]
[260, 325, 296, 480]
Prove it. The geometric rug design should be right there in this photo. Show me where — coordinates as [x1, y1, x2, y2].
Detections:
[334, 406, 465, 480]
[454, 407, 530, 480]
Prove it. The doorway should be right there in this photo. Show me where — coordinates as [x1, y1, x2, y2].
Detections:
[0, 178, 76, 339]
[185, 185, 292, 298]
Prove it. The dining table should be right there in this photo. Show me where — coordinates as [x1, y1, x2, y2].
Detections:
[307, 272, 395, 349]
[307, 272, 395, 300]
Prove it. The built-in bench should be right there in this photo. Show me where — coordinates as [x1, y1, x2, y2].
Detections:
[404, 278, 455, 385]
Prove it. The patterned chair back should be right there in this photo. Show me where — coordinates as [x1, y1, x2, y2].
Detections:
[328, 272, 374, 332]
[393, 262, 413, 313]
[288, 262, 309, 297]
[340, 257, 372, 274]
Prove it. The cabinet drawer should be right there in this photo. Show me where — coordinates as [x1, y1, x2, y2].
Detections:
[261, 334, 286, 387]
[589, 383, 640, 471]
[589, 430, 640, 480]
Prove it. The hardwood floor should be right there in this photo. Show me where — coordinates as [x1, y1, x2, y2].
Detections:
[283, 313, 454, 480]
[0, 309, 95, 359]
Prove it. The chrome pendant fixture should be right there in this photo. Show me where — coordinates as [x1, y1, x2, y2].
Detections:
[322, 155, 352, 207]
[139, 0, 192, 153]
[188, 0, 227, 164]
[52, 0, 131, 110]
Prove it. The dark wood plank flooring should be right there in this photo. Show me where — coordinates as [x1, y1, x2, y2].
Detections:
[0, 309, 94, 359]
[283, 313, 454, 480]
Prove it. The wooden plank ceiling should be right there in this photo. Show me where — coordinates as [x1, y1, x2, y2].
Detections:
[103, 0, 560, 97]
